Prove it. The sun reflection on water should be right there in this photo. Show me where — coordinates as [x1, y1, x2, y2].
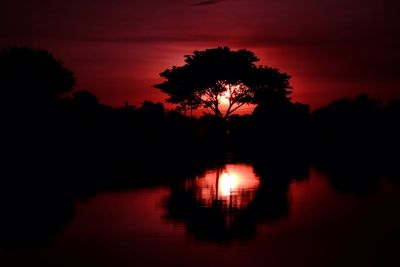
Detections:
[219, 172, 238, 196]
[187, 164, 260, 210]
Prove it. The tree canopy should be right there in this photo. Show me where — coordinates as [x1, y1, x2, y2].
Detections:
[155, 47, 292, 119]
[0, 46, 76, 108]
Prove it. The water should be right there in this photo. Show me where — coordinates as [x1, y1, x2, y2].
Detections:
[1, 164, 400, 267]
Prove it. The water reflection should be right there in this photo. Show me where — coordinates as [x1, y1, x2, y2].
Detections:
[2, 158, 399, 252]
[0, 188, 75, 248]
[164, 162, 306, 243]
[186, 164, 260, 210]
[2, 161, 400, 267]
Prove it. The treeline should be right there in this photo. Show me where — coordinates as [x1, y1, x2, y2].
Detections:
[5, 86, 399, 162]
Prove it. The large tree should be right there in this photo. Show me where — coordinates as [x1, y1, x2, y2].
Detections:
[155, 47, 292, 119]
[0, 46, 76, 109]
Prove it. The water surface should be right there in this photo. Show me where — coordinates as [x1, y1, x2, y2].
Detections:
[1, 164, 399, 267]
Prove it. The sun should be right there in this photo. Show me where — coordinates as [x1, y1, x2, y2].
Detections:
[219, 90, 230, 105]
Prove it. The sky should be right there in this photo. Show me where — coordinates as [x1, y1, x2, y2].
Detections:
[1, 0, 400, 111]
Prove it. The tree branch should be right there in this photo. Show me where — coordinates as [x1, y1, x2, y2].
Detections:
[225, 102, 246, 119]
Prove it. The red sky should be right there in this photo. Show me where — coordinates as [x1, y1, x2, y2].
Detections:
[1, 0, 400, 111]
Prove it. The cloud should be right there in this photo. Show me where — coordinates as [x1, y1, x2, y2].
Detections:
[193, 0, 223, 6]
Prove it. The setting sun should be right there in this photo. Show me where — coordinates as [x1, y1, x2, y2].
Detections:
[219, 90, 230, 105]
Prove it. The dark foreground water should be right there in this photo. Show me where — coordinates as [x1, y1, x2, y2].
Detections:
[1, 164, 400, 267]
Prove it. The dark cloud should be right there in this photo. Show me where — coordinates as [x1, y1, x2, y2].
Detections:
[79, 34, 232, 44]
[193, 0, 223, 6]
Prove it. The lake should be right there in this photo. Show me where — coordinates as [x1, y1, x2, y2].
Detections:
[1, 163, 399, 267]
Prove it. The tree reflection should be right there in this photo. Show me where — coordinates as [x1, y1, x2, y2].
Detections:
[0, 187, 75, 248]
[315, 160, 384, 196]
[163, 161, 309, 243]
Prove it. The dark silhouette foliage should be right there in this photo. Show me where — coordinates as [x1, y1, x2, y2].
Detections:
[312, 94, 383, 159]
[155, 47, 292, 119]
[0, 46, 76, 110]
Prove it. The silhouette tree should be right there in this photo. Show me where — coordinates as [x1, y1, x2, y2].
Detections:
[0, 46, 76, 110]
[155, 47, 291, 120]
[71, 90, 100, 110]
[137, 100, 165, 118]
